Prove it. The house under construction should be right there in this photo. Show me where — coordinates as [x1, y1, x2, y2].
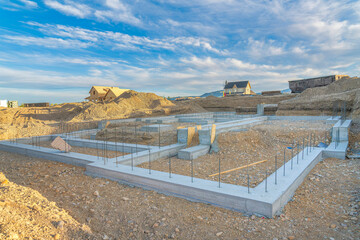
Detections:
[86, 86, 129, 102]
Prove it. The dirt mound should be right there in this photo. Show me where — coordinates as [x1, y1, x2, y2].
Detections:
[277, 77, 360, 121]
[188, 94, 296, 111]
[0, 172, 93, 239]
[0, 90, 207, 140]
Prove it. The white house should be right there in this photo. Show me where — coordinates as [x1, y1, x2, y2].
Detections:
[0, 100, 8, 107]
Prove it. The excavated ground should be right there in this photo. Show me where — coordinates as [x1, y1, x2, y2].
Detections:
[0, 152, 358, 240]
[137, 120, 332, 187]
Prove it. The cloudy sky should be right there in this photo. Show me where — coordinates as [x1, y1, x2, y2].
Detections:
[0, 0, 359, 103]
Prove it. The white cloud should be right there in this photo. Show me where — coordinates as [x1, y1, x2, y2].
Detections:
[1, 35, 92, 49]
[44, 0, 91, 18]
[247, 38, 285, 58]
[43, 0, 141, 26]
[18, 0, 38, 8]
[22, 22, 224, 53]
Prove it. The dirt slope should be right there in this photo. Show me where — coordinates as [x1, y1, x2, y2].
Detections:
[188, 94, 296, 111]
[0, 172, 93, 239]
[0, 91, 206, 140]
[277, 77, 360, 121]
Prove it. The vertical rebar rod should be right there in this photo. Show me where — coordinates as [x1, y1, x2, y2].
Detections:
[158, 123, 161, 149]
[302, 138, 304, 159]
[191, 158, 194, 183]
[96, 140, 99, 160]
[283, 148, 286, 176]
[306, 135, 309, 155]
[275, 155, 277, 185]
[135, 125, 137, 154]
[115, 126, 118, 166]
[297, 143, 299, 164]
[131, 147, 134, 171]
[247, 173, 250, 193]
[122, 127, 125, 158]
[247, 157, 250, 193]
[265, 170, 268, 192]
[168, 153, 171, 178]
[148, 149, 151, 174]
[291, 142, 294, 170]
[218, 157, 221, 188]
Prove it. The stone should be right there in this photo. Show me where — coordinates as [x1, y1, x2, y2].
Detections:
[93, 191, 99, 197]
[288, 236, 295, 240]
[122, 197, 130, 201]
[216, 232, 223, 236]
[153, 223, 159, 228]
[175, 228, 180, 232]
[57, 221, 64, 230]
[330, 224, 336, 229]
[54, 234, 60, 240]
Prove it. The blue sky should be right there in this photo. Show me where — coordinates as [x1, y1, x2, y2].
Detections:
[0, 0, 359, 103]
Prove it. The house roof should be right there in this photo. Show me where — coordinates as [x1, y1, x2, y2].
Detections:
[105, 87, 130, 98]
[224, 81, 249, 89]
[89, 86, 111, 95]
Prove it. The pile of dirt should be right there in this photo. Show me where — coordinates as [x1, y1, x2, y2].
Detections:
[277, 77, 360, 121]
[0, 172, 93, 239]
[0, 90, 207, 140]
[187, 94, 296, 112]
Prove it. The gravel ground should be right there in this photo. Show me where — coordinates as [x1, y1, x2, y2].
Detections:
[37, 141, 128, 158]
[138, 120, 332, 187]
[0, 151, 358, 240]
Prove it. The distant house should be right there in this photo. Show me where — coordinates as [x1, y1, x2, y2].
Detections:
[224, 81, 252, 96]
[86, 86, 129, 102]
[24, 102, 50, 107]
[288, 75, 349, 93]
[8, 101, 18, 108]
[0, 100, 7, 108]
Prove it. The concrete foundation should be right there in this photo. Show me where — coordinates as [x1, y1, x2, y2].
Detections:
[0, 114, 349, 218]
[178, 145, 210, 160]
[139, 124, 172, 132]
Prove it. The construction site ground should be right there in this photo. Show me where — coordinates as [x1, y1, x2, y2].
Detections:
[96, 122, 199, 147]
[0, 151, 359, 240]
[37, 141, 128, 158]
[137, 120, 332, 187]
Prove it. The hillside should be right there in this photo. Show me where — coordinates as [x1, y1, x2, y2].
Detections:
[0, 90, 206, 140]
[277, 77, 360, 122]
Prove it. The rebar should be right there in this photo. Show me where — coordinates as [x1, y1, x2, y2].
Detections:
[302, 138, 304, 159]
[158, 123, 161, 149]
[168, 153, 171, 178]
[247, 174, 250, 194]
[283, 148, 286, 176]
[191, 158, 194, 183]
[297, 143, 299, 164]
[291, 141, 293, 170]
[131, 147, 134, 171]
[265, 170, 268, 193]
[148, 149, 151, 174]
[275, 155, 277, 185]
[218, 157, 221, 188]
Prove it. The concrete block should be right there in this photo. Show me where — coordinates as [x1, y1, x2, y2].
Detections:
[178, 145, 210, 160]
[177, 128, 188, 144]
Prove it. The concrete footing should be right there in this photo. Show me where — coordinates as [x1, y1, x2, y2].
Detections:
[139, 124, 172, 132]
[178, 145, 210, 160]
[0, 114, 350, 218]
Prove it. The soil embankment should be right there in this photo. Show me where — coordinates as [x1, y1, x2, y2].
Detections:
[277, 77, 360, 122]
[0, 90, 206, 140]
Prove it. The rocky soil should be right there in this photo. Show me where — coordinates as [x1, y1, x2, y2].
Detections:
[0, 151, 358, 239]
[137, 120, 332, 187]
